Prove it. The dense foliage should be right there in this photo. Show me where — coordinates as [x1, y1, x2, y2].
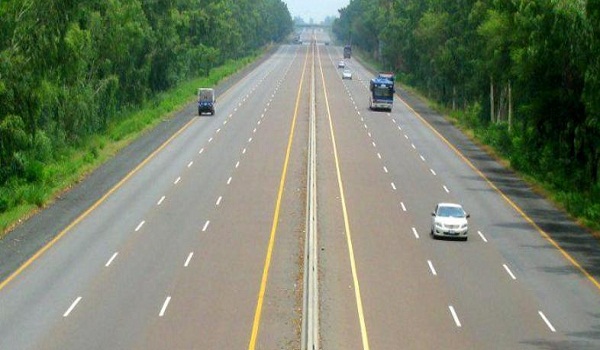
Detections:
[334, 0, 600, 226]
[0, 0, 292, 212]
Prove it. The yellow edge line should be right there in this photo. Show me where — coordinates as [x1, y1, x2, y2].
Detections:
[317, 45, 370, 348]
[247, 44, 308, 349]
[0, 49, 280, 292]
[397, 96, 600, 291]
[0, 116, 198, 292]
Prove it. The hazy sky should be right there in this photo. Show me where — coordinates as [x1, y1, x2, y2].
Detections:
[284, 0, 350, 23]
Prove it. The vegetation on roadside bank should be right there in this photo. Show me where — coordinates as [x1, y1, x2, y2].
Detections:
[0, 0, 293, 234]
[334, 0, 600, 232]
[0, 53, 261, 235]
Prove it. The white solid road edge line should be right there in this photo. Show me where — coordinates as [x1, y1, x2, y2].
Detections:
[449, 305, 462, 327]
[503, 264, 517, 280]
[538, 311, 556, 332]
[63, 296, 82, 317]
[159, 296, 171, 317]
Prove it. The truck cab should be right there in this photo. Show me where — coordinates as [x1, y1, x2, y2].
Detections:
[198, 88, 215, 115]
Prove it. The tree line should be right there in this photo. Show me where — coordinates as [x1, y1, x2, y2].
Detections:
[0, 0, 293, 211]
[334, 0, 600, 224]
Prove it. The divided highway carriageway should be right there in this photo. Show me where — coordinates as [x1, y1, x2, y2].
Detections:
[1, 28, 600, 350]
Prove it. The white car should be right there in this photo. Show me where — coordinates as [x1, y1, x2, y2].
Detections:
[431, 203, 470, 240]
[338, 60, 345, 68]
[342, 69, 353, 80]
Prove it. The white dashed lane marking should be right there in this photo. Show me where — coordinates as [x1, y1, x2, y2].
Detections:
[427, 260, 437, 276]
[478, 231, 488, 242]
[63, 297, 82, 317]
[503, 264, 517, 280]
[105, 252, 118, 267]
[412, 227, 420, 239]
[135, 221, 145, 232]
[449, 306, 462, 327]
[184, 252, 194, 267]
[539, 311, 556, 332]
[159, 296, 171, 317]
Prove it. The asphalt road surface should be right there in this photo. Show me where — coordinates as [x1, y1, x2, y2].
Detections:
[0, 28, 600, 349]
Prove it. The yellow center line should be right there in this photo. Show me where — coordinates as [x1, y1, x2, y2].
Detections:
[317, 46, 371, 348]
[0, 48, 293, 293]
[0, 116, 198, 292]
[247, 44, 309, 349]
[396, 95, 600, 291]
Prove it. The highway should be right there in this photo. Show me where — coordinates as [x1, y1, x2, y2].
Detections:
[0, 27, 599, 349]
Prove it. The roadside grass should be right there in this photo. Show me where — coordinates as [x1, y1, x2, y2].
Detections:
[0, 53, 260, 236]
[354, 50, 600, 234]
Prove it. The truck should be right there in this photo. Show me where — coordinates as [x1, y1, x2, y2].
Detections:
[198, 88, 215, 115]
[369, 72, 395, 111]
[343, 45, 352, 58]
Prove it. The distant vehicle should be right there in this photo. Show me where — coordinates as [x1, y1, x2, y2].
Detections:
[338, 60, 346, 68]
[431, 203, 470, 241]
[343, 45, 352, 58]
[342, 69, 353, 80]
[325, 41, 330, 46]
[198, 88, 215, 115]
[369, 72, 395, 111]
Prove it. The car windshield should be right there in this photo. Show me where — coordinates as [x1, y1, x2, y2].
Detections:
[438, 206, 465, 218]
